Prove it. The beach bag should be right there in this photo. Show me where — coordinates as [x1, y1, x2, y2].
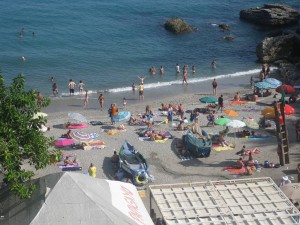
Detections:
[264, 160, 269, 168]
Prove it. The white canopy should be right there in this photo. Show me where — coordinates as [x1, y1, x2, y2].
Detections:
[3, 172, 153, 225]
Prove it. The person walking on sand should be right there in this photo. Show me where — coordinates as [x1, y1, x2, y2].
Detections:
[78, 80, 85, 94]
[217, 94, 224, 113]
[138, 75, 146, 84]
[83, 90, 89, 109]
[123, 97, 127, 110]
[212, 78, 217, 96]
[68, 79, 76, 96]
[88, 163, 96, 178]
[182, 70, 188, 85]
[138, 83, 144, 101]
[98, 93, 104, 111]
[52, 83, 58, 97]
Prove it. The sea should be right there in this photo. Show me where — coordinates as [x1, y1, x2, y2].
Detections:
[0, 0, 299, 110]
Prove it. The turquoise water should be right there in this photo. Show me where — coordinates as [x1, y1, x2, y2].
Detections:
[0, 0, 299, 96]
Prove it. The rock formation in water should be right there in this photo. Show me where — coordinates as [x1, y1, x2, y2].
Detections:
[240, 4, 300, 26]
[256, 33, 300, 63]
[164, 18, 194, 34]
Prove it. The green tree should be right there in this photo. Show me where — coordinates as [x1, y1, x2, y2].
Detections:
[0, 73, 59, 199]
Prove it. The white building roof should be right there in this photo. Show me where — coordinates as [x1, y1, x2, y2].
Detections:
[149, 177, 300, 225]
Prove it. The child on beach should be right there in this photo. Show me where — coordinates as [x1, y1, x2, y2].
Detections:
[78, 80, 85, 94]
[123, 97, 127, 110]
[83, 90, 89, 109]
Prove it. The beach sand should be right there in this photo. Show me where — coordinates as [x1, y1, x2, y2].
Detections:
[22, 75, 300, 215]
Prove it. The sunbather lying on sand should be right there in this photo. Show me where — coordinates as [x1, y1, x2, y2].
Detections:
[218, 133, 234, 148]
[128, 116, 144, 125]
[61, 129, 72, 139]
[64, 156, 78, 166]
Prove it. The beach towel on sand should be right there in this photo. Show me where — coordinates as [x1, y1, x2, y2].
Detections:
[223, 166, 246, 174]
[214, 146, 234, 151]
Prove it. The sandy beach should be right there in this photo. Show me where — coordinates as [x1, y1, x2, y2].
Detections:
[23, 74, 300, 214]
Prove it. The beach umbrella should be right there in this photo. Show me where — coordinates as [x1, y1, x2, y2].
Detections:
[33, 112, 48, 119]
[254, 81, 274, 89]
[264, 78, 282, 87]
[214, 117, 231, 126]
[280, 183, 300, 200]
[69, 131, 94, 143]
[277, 104, 295, 115]
[261, 107, 276, 118]
[199, 96, 217, 103]
[276, 85, 296, 94]
[243, 118, 259, 129]
[113, 111, 131, 122]
[224, 109, 238, 117]
[54, 138, 74, 147]
[226, 120, 246, 128]
[68, 112, 88, 123]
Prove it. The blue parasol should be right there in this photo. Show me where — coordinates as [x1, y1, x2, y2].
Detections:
[113, 111, 131, 122]
[255, 81, 276, 89]
[264, 78, 282, 87]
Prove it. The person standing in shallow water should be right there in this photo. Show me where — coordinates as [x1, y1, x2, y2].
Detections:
[211, 59, 217, 70]
[83, 90, 89, 109]
[98, 93, 104, 111]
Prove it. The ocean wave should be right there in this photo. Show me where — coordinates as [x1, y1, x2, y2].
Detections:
[107, 68, 261, 93]
[58, 68, 272, 97]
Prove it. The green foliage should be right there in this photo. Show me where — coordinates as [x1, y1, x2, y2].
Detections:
[0, 73, 59, 199]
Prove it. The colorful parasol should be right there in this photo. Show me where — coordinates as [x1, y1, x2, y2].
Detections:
[224, 109, 238, 117]
[199, 96, 218, 103]
[214, 117, 231, 126]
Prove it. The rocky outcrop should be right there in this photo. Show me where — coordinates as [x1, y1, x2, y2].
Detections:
[218, 24, 230, 31]
[164, 18, 194, 34]
[256, 33, 300, 63]
[240, 4, 300, 26]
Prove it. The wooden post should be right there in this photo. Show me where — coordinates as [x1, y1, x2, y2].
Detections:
[280, 103, 290, 164]
[273, 102, 284, 166]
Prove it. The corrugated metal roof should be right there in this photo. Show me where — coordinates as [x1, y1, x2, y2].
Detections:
[149, 177, 300, 225]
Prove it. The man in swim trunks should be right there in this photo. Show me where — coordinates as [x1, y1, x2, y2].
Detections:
[138, 83, 144, 100]
[78, 80, 85, 94]
[217, 94, 224, 113]
[212, 79, 217, 96]
[69, 79, 76, 95]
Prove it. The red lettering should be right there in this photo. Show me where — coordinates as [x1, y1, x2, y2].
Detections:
[120, 185, 147, 225]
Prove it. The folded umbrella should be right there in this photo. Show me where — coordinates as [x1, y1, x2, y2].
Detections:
[68, 112, 88, 123]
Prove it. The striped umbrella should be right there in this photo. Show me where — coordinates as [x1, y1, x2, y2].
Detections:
[69, 131, 94, 143]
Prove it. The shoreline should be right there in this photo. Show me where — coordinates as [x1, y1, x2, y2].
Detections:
[20, 69, 300, 214]
[44, 69, 256, 113]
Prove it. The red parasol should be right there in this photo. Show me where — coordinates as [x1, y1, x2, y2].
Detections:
[277, 104, 295, 115]
[276, 85, 296, 94]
